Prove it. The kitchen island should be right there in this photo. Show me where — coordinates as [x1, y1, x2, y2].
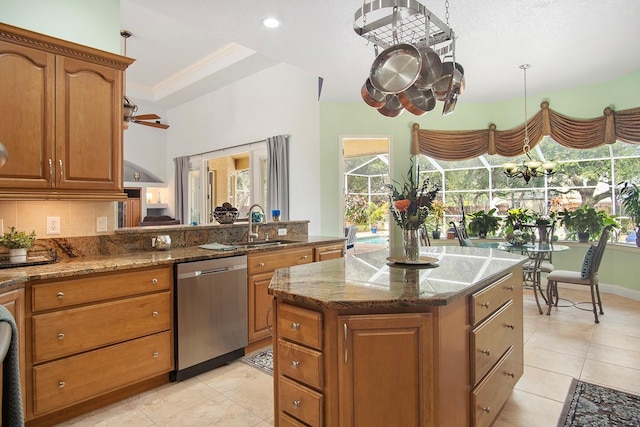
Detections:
[269, 246, 526, 427]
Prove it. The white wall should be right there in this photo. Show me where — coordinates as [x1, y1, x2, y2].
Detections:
[165, 63, 323, 234]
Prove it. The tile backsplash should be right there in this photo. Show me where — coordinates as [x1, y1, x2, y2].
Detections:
[0, 201, 116, 238]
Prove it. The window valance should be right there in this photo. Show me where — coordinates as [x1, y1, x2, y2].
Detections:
[411, 101, 640, 160]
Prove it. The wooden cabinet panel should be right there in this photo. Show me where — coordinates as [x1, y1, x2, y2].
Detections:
[337, 313, 434, 427]
[278, 304, 323, 351]
[471, 300, 515, 384]
[0, 289, 26, 419]
[248, 248, 313, 275]
[279, 376, 323, 427]
[248, 272, 274, 342]
[278, 339, 323, 390]
[314, 244, 344, 262]
[0, 40, 54, 189]
[470, 272, 515, 325]
[33, 331, 172, 415]
[32, 266, 172, 311]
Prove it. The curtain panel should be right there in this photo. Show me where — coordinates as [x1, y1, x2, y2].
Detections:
[411, 102, 640, 160]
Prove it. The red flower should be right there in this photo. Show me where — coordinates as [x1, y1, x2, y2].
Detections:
[394, 199, 411, 212]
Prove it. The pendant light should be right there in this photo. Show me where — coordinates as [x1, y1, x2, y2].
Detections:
[121, 30, 138, 129]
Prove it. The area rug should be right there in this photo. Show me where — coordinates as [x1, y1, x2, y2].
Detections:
[240, 348, 273, 375]
[558, 378, 640, 426]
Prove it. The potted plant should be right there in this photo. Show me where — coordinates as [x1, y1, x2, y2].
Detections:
[558, 206, 617, 242]
[504, 207, 534, 230]
[467, 208, 501, 238]
[618, 179, 640, 247]
[427, 200, 446, 239]
[0, 226, 37, 263]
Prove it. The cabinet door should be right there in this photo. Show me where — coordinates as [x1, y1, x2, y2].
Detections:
[248, 272, 274, 343]
[0, 289, 26, 418]
[0, 41, 55, 189]
[126, 198, 141, 227]
[338, 313, 434, 427]
[55, 56, 123, 191]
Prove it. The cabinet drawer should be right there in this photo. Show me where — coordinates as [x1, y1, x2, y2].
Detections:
[279, 412, 309, 427]
[472, 346, 520, 427]
[248, 248, 313, 275]
[33, 331, 172, 415]
[314, 244, 344, 262]
[279, 376, 323, 427]
[278, 339, 323, 390]
[32, 266, 173, 311]
[33, 291, 171, 363]
[471, 300, 516, 384]
[278, 304, 323, 350]
[470, 272, 517, 325]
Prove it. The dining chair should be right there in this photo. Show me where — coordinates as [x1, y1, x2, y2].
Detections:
[419, 224, 431, 246]
[523, 220, 556, 295]
[546, 224, 613, 323]
[449, 221, 473, 246]
[345, 225, 358, 254]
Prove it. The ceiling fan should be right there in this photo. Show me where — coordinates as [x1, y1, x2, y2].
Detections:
[121, 30, 170, 130]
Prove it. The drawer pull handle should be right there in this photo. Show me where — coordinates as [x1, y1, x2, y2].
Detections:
[301, 255, 308, 259]
[291, 360, 300, 369]
[152, 278, 158, 284]
[153, 352, 159, 358]
[57, 292, 64, 299]
[506, 372, 515, 378]
[291, 322, 300, 330]
[258, 262, 265, 267]
[506, 323, 515, 329]
[482, 406, 491, 414]
[58, 381, 65, 389]
[152, 311, 159, 317]
[480, 349, 491, 356]
[292, 400, 301, 409]
[57, 333, 65, 340]
[480, 302, 490, 308]
[506, 285, 514, 291]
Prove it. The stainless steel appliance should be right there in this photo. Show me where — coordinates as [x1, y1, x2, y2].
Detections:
[172, 256, 248, 381]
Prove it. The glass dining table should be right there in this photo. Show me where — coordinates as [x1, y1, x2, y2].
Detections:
[476, 242, 570, 314]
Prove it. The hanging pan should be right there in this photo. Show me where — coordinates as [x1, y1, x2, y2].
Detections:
[413, 15, 442, 90]
[361, 78, 387, 108]
[398, 86, 436, 116]
[377, 94, 405, 117]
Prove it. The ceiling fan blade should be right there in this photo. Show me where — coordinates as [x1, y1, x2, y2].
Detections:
[131, 113, 161, 120]
[134, 120, 169, 129]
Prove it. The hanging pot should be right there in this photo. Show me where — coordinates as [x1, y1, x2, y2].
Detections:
[369, 43, 422, 94]
[398, 86, 436, 116]
[433, 61, 465, 101]
[361, 78, 387, 108]
[442, 68, 464, 115]
[377, 94, 405, 117]
[413, 46, 442, 90]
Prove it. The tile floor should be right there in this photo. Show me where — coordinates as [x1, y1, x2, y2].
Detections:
[56, 286, 640, 426]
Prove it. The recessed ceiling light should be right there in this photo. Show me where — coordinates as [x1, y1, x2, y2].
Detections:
[262, 17, 280, 28]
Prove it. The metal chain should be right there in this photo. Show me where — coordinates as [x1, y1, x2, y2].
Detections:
[445, 0, 450, 25]
[521, 64, 531, 153]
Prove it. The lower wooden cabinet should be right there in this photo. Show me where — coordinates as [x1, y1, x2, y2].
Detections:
[0, 288, 26, 419]
[26, 265, 174, 424]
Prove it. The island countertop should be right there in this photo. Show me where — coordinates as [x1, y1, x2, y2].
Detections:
[269, 245, 526, 309]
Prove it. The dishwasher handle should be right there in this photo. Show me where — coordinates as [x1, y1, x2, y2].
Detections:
[177, 263, 246, 279]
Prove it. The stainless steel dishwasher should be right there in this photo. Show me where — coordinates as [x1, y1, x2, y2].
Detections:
[172, 255, 248, 381]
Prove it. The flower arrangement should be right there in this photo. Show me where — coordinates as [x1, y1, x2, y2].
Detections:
[386, 158, 440, 230]
[505, 229, 532, 247]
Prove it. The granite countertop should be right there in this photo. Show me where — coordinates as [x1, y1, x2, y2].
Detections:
[268, 246, 527, 309]
[0, 235, 344, 290]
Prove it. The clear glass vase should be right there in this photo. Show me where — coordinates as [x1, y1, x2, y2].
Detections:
[403, 228, 420, 261]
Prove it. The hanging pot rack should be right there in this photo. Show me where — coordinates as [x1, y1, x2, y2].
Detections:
[354, 0, 455, 54]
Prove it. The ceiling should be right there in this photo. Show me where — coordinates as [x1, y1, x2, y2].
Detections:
[120, 0, 640, 110]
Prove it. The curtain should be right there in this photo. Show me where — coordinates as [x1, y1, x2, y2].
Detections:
[411, 102, 640, 159]
[174, 156, 189, 224]
[267, 135, 289, 220]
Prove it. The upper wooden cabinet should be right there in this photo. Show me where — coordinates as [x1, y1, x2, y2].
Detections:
[0, 23, 133, 200]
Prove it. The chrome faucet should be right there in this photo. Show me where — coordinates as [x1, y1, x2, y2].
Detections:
[248, 204, 267, 242]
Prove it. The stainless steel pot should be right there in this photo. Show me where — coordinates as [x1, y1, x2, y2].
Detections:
[398, 86, 435, 116]
[433, 61, 465, 101]
[413, 46, 442, 90]
[442, 67, 463, 115]
[369, 43, 422, 94]
[361, 78, 387, 108]
[377, 94, 405, 117]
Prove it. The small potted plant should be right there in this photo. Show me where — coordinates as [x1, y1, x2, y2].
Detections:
[0, 226, 37, 263]
[427, 200, 446, 239]
[558, 206, 617, 242]
[467, 208, 501, 238]
[618, 179, 640, 247]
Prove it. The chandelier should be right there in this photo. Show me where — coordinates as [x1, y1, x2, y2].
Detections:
[503, 64, 556, 183]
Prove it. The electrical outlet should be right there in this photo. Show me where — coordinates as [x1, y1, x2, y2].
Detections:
[46, 216, 60, 234]
[278, 228, 287, 236]
[0, 219, 3, 233]
[96, 217, 108, 232]
[151, 237, 156, 247]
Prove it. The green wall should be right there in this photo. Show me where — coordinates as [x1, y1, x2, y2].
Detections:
[0, 0, 120, 53]
[319, 69, 640, 238]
